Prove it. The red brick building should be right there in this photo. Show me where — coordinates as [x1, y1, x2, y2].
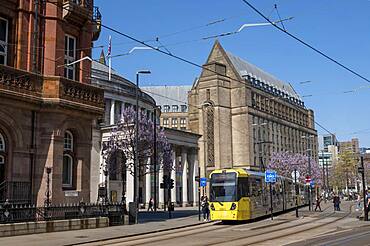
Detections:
[0, 0, 103, 205]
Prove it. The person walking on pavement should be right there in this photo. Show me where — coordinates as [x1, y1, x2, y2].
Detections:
[356, 194, 362, 211]
[315, 195, 322, 212]
[148, 197, 154, 212]
[333, 194, 341, 211]
[201, 196, 210, 221]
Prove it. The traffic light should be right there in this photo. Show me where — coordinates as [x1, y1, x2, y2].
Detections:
[162, 175, 169, 189]
[169, 178, 174, 189]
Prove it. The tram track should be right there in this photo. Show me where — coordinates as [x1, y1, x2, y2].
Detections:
[73, 204, 342, 246]
[75, 210, 301, 246]
[210, 204, 355, 246]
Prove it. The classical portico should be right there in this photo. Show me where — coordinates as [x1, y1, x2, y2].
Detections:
[144, 128, 200, 207]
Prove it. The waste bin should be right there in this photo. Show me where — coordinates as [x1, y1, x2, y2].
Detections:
[128, 202, 137, 224]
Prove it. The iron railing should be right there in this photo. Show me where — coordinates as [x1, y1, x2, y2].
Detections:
[0, 202, 125, 225]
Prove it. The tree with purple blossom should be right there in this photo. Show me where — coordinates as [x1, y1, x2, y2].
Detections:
[267, 151, 322, 185]
[101, 106, 173, 178]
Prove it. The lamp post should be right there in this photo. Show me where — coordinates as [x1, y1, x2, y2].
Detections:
[359, 156, 368, 221]
[45, 167, 52, 207]
[153, 105, 160, 212]
[301, 135, 315, 211]
[134, 70, 151, 224]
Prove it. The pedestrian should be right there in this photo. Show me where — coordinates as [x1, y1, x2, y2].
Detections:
[201, 196, 210, 221]
[333, 195, 339, 211]
[356, 194, 362, 211]
[148, 197, 154, 212]
[366, 192, 370, 215]
[314, 195, 322, 212]
[333, 195, 341, 211]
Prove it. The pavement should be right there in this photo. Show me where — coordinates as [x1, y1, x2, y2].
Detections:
[1, 201, 370, 246]
[0, 207, 203, 246]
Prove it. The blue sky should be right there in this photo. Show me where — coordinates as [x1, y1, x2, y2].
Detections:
[93, 0, 370, 146]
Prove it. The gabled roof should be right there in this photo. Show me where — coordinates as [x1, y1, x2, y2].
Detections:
[226, 51, 300, 99]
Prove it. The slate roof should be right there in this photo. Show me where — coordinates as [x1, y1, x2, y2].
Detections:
[226, 52, 300, 99]
[142, 85, 192, 107]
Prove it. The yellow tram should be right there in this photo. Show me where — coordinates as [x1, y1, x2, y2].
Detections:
[209, 168, 308, 221]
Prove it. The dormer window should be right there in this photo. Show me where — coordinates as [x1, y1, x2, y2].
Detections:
[163, 105, 170, 113]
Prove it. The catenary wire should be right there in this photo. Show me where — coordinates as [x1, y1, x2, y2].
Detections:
[239, 0, 370, 85]
[100, 23, 336, 136]
[44, 0, 334, 136]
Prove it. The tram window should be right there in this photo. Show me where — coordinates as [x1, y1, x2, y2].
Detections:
[250, 178, 262, 196]
[210, 173, 237, 202]
[237, 177, 249, 199]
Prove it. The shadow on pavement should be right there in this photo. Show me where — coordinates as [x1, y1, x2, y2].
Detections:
[138, 209, 199, 223]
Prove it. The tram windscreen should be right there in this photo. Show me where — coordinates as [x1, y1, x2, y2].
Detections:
[210, 172, 237, 202]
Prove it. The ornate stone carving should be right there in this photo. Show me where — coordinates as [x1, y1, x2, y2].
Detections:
[0, 66, 40, 93]
[61, 78, 104, 108]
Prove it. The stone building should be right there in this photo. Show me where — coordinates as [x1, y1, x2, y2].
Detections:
[188, 41, 318, 178]
[143, 85, 192, 131]
[338, 138, 360, 155]
[91, 60, 200, 207]
[0, 0, 103, 205]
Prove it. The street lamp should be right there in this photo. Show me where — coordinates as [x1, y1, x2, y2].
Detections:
[301, 135, 315, 211]
[152, 105, 160, 212]
[134, 70, 151, 224]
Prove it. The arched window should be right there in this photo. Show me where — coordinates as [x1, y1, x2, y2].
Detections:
[0, 133, 4, 152]
[64, 130, 73, 151]
[204, 103, 214, 167]
[0, 132, 5, 183]
[63, 130, 74, 188]
[62, 154, 73, 187]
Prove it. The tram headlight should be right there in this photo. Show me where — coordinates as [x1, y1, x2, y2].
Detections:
[210, 203, 215, 210]
[230, 203, 237, 210]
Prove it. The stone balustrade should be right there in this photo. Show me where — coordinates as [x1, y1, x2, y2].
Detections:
[0, 65, 104, 113]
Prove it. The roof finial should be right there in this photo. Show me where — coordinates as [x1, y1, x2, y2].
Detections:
[99, 49, 106, 65]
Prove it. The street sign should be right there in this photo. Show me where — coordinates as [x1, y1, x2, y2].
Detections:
[291, 170, 300, 180]
[200, 177, 207, 187]
[310, 180, 315, 188]
[265, 170, 277, 183]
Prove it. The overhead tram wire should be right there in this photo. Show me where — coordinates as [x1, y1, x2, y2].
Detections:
[140, 13, 249, 43]
[44, 0, 245, 54]
[100, 23, 336, 136]
[273, 4, 286, 31]
[46, 0, 336, 139]
[240, 0, 370, 85]
[43, 0, 331, 136]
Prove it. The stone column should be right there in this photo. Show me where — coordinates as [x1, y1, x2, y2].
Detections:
[145, 162, 151, 207]
[181, 148, 188, 206]
[120, 101, 125, 121]
[126, 166, 134, 204]
[159, 167, 164, 207]
[171, 150, 177, 203]
[110, 99, 115, 125]
[188, 150, 195, 205]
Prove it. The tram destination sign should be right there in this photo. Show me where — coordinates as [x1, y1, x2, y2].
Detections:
[265, 170, 277, 183]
